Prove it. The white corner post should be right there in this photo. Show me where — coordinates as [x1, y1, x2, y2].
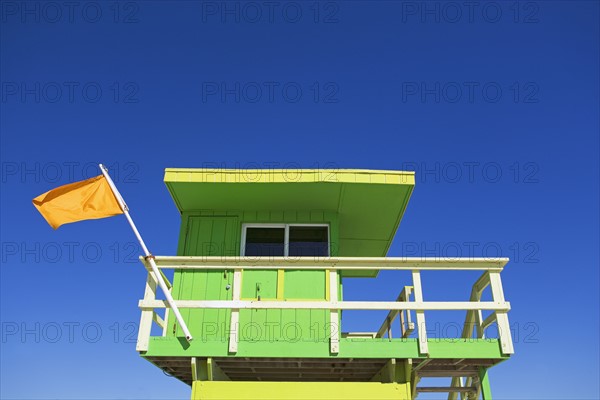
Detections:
[488, 272, 514, 355]
[228, 269, 242, 353]
[99, 164, 193, 342]
[137, 270, 158, 351]
[412, 270, 428, 355]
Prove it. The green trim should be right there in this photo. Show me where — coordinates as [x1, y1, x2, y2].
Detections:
[142, 337, 509, 360]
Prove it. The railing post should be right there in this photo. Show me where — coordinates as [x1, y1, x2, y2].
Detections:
[162, 287, 171, 337]
[228, 269, 242, 353]
[488, 272, 514, 355]
[137, 271, 158, 352]
[412, 270, 429, 355]
[329, 269, 339, 354]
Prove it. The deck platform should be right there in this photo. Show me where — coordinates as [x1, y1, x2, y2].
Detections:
[145, 354, 504, 386]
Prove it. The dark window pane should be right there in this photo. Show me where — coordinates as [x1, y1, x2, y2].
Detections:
[288, 226, 329, 257]
[245, 227, 285, 256]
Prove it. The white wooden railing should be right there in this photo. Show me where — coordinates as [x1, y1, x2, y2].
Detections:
[136, 256, 514, 357]
[447, 270, 513, 399]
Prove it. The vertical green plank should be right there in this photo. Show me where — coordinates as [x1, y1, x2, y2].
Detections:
[326, 211, 339, 257]
[256, 211, 268, 222]
[170, 213, 189, 337]
[240, 268, 278, 342]
[296, 210, 310, 222]
[284, 210, 297, 222]
[176, 215, 239, 339]
[195, 217, 214, 337]
[181, 216, 201, 336]
[203, 218, 224, 336]
[280, 309, 296, 343]
[310, 210, 324, 222]
[270, 210, 283, 221]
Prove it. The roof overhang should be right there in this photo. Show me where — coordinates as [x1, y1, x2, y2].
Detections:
[164, 169, 415, 277]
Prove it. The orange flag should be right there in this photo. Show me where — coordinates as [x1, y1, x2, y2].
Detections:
[33, 175, 124, 229]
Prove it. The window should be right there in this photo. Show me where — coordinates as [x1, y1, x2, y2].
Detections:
[242, 224, 329, 256]
[288, 226, 329, 256]
[244, 227, 285, 256]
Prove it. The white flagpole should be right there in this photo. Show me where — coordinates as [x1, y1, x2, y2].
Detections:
[99, 164, 193, 342]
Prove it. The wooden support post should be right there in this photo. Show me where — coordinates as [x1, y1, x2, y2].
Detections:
[399, 286, 414, 338]
[448, 381, 458, 400]
[162, 287, 171, 337]
[228, 269, 242, 353]
[136, 271, 157, 352]
[462, 272, 489, 340]
[448, 377, 461, 400]
[488, 272, 514, 355]
[191, 357, 198, 382]
[478, 367, 492, 400]
[411, 373, 421, 400]
[399, 305, 406, 338]
[412, 270, 428, 355]
[329, 269, 339, 354]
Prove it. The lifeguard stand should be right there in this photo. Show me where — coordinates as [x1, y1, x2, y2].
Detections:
[136, 169, 513, 399]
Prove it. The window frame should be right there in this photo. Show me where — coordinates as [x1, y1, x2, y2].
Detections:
[240, 223, 330, 257]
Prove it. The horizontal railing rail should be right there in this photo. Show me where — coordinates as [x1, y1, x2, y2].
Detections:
[144, 255, 509, 271]
[136, 256, 513, 359]
[139, 299, 510, 311]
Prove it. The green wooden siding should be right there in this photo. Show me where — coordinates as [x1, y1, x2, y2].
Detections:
[172, 215, 238, 337]
[172, 210, 340, 343]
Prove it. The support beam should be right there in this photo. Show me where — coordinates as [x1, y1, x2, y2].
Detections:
[412, 358, 431, 372]
[478, 367, 492, 400]
[488, 272, 514, 355]
[401, 286, 414, 338]
[162, 296, 170, 337]
[191, 357, 198, 381]
[152, 312, 165, 329]
[412, 270, 428, 355]
[481, 313, 497, 331]
[462, 272, 489, 340]
[375, 286, 414, 339]
[207, 358, 231, 381]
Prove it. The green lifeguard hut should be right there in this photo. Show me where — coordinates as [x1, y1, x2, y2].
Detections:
[136, 168, 513, 399]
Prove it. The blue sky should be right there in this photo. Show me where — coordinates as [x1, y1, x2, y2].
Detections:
[1, 1, 599, 399]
